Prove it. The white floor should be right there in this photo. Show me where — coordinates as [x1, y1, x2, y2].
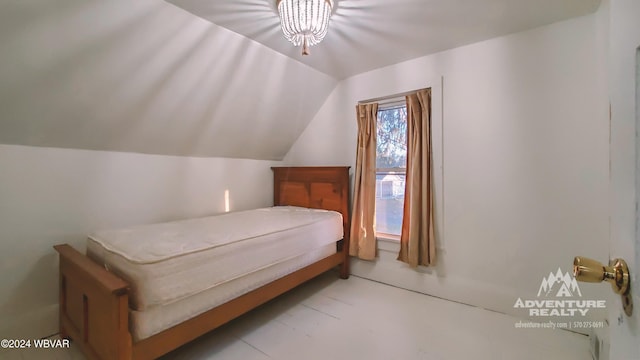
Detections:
[3, 272, 591, 360]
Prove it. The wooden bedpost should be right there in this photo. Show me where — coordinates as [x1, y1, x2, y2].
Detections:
[55, 244, 132, 360]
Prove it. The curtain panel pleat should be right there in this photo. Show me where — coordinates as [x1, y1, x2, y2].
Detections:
[349, 103, 378, 260]
[397, 89, 436, 267]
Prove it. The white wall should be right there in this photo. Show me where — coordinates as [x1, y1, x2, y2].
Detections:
[0, 144, 280, 340]
[285, 13, 609, 323]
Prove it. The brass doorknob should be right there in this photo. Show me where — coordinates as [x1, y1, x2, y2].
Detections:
[573, 256, 632, 317]
[573, 256, 629, 294]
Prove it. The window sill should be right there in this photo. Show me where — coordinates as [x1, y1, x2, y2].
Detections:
[376, 234, 400, 253]
[376, 233, 400, 242]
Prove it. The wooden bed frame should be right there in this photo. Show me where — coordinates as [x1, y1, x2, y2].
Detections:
[54, 166, 350, 360]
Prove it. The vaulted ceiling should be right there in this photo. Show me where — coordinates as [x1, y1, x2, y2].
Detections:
[168, 0, 601, 79]
[0, 0, 600, 160]
[0, 0, 336, 159]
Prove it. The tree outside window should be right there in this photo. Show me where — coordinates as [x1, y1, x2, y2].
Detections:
[375, 105, 407, 237]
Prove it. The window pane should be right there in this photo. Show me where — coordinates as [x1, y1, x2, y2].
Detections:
[376, 106, 407, 169]
[375, 172, 405, 235]
[375, 105, 407, 236]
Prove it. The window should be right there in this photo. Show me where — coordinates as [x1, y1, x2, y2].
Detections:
[375, 103, 407, 237]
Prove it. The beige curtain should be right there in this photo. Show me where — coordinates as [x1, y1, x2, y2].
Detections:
[397, 89, 436, 267]
[349, 103, 378, 260]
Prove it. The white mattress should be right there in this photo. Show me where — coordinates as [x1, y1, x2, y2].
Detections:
[87, 206, 343, 310]
[131, 243, 336, 341]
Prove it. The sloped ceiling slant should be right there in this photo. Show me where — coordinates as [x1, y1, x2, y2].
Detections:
[0, 0, 337, 160]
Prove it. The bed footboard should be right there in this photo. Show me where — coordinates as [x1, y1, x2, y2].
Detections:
[54, 244, 132, 360]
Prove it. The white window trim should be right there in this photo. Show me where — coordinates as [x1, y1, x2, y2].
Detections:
[376, 235, 401, 253]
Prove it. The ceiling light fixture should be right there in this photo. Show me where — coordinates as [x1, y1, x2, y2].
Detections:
[276, 0, 334, 56]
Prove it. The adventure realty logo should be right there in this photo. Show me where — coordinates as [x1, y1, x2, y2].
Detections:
[514, 268, 606, 317]
[537, 267, 581, 297]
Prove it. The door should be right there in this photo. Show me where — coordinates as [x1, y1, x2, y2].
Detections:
[608, 0, 640, 357]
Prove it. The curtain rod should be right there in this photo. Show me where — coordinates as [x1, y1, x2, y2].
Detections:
[357, 87, 428, 105]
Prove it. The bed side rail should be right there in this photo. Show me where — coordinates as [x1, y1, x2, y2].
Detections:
[54, 244, 132, 360]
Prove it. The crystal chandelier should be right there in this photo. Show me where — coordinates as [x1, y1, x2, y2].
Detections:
[276, 0, 334, 56]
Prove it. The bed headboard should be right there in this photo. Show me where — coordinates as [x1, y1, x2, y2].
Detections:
[271, 166, 350, 254]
